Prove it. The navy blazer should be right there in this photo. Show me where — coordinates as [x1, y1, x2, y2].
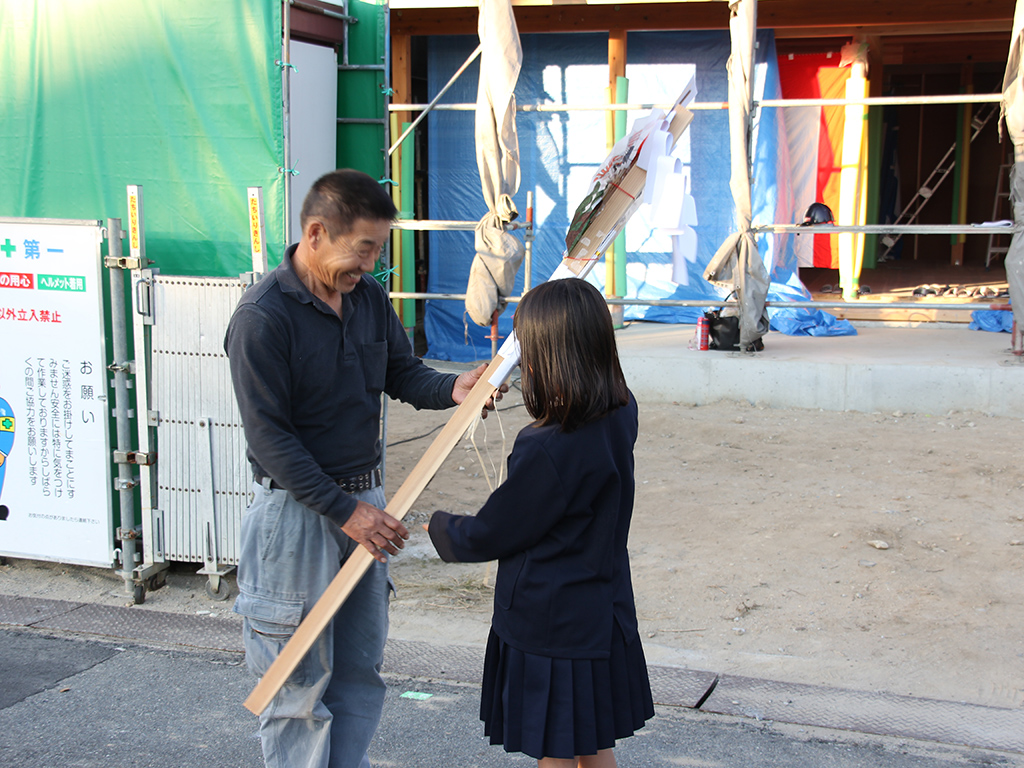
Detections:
[429, 393, 640, 659]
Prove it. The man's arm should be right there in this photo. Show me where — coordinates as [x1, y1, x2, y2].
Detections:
[226, 304, 408, 561]
[225, 303, 359, 526]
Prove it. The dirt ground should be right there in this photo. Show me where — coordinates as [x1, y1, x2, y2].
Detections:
[2, 382, 1023, 711]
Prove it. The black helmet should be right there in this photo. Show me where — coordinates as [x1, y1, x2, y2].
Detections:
[800, 202, 834, 226]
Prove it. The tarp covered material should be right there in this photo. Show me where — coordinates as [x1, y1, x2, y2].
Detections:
[0, 0, 284, 277]
[1002, 0, 1024, 332]
[970, 308, 1015, 332]
[703, 0, 770, 350]
[465, 0, 525, 327]
[425, 29, 845, 362]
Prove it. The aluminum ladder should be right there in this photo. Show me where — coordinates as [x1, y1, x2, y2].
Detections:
[881, 100, 999, 261]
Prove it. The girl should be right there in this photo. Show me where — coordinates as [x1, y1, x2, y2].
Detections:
[428, 277, 654, 768]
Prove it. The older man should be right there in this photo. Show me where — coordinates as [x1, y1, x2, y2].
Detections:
[226, 169, 491, 768]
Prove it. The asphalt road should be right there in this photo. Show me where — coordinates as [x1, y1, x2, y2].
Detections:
[1, 628, 1020, 768]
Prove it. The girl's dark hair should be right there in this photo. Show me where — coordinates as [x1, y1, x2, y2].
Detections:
[514, 278, 628, 432]
[300, 169, 397, 240]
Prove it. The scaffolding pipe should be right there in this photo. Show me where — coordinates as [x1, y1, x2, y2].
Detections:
[392, 219, 530, 231]
[106, 219, 139, 597]
[524, 190, 534, 292]
[389, 92, 1003, 114]
[755, 223, 1017, 235]
[388, 44, 482, 156]
[281, 2, 292, 246]
[387, 291, 1011, 313]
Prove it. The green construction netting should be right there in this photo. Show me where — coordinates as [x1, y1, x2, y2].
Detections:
[0, 0, 284, 276]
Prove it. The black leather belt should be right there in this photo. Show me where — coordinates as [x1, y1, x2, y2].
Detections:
[255, 468, 381, 494]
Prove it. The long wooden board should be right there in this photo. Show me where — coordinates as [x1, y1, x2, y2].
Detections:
[243, 354, 505, 715]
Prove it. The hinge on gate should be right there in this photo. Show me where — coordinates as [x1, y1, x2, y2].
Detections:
[113, 450, 156, 466]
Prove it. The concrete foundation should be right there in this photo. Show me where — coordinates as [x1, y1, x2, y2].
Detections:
[616, 322, 1024, 417]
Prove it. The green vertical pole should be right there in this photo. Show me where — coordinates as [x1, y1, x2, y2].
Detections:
[862, 105, 882, 269]
[400, 121, 416, 331]
[613, 76, 629, 300]
[336, 0, 386, 181]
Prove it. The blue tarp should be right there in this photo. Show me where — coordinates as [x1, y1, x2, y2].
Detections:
[425, 30, 850, 361]
[970, 309, 1014, 332]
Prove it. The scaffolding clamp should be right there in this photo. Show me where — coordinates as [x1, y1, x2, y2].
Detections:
[116, 526, 140, 542]
[108, 360, 136, 375]
[113, 450, 156, 466]
[114, 477, 139, 492]
[105, 255, 144, 270]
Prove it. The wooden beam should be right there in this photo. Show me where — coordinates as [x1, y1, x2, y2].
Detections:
[880, 34, 1011, 66]
[774, 21, 1012, 39]
[391, 3, 729, 35]
[609, 29, 627, 92]
[289, 0, 349, 45]
[391, 34, 413, 130]
[391, 1, 1012, 37]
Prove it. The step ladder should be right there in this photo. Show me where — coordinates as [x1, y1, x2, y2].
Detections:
[880, 100, 1000, 261]
[986, 148, 1012, 268]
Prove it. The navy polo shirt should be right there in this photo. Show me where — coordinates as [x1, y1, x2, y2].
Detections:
[225, 245, 458, 526]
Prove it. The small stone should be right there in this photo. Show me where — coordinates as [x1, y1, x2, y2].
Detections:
[859, 560, 876, 568]
[1010, 540, 1023, 547]
[867, 540, 889, 550]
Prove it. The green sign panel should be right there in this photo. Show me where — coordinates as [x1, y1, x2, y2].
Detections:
[37, 274, 86, 292]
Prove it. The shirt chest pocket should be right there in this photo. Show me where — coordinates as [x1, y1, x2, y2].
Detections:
[360, 341, 387, 393]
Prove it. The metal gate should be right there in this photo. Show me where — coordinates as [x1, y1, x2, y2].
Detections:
[134, 272, 251, 598]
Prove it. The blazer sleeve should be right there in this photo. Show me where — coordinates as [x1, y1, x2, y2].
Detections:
[429, 433, 567, 563]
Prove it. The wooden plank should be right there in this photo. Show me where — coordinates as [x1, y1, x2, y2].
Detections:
[391, 1, 1012, 37]
[243, 355, 506, 715]
[391, 34, 413, 130]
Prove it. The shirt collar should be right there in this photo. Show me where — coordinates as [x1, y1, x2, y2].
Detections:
[275, 243, 367, 313]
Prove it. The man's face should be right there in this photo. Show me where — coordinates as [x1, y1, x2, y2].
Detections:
[310, 217, 391, 294]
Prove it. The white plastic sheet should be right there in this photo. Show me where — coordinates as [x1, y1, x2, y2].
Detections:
[465, 0, 525, 327]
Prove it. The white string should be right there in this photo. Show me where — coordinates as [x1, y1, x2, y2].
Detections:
[465, 398, 508, 591]
[466, 395, 507, 492]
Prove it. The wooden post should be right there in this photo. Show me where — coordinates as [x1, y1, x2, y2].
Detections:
[390, 34, 413, 318]
[606, 29, 627, 309]
[951, 62, 974, 267]
[863, 35, 884, 270]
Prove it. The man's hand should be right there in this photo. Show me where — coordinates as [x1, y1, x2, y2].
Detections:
[340, 501, 410, 564]
[452, 363, 509, 419]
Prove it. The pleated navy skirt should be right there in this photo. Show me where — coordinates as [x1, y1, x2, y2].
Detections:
[479, 622, 655, 760]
